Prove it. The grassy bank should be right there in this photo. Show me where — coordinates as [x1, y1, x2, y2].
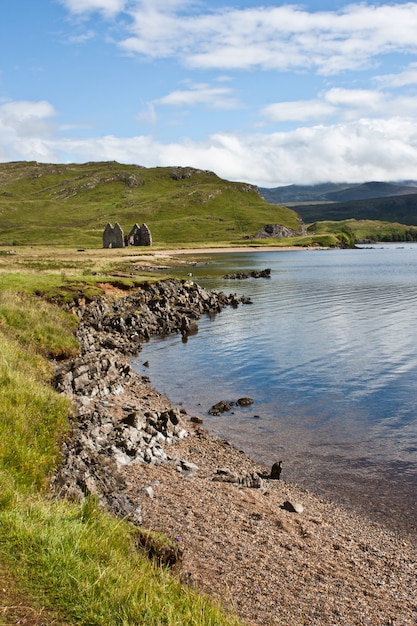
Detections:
[0, 280, 241, 625]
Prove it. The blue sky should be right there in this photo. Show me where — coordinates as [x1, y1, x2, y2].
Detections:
[1, 0, 417, 186]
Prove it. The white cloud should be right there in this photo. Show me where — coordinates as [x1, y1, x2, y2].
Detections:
[0, 100, 59, 161]
[114, 3, 417, 74]
[262, 86, 417, 124]
[67, 30, 96, 44]
[59, 0, 127, 17]
[136, 102, 158, 125]
[324, 88, 383, 109]
[262, 99, 336, 123]
[154, 82, 239, 109]
[375, 62, 417, 88]
[2, 98, 415, 186]
[0, 100, 57, 139]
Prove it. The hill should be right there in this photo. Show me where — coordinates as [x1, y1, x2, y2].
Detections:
[292, 194, 417, 226]
[0, 161, 302, 247]
[258, 181, 417, 226]
[259, 180, 417, 204]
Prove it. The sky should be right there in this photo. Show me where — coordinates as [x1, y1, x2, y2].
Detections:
[1, 1, 417, 187]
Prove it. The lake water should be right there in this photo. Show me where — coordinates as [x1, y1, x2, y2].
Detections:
[134, 244, 417, 536]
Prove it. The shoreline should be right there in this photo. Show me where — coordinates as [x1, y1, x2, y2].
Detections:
[53, 278, 417, 625]
[154, 244, 323, 256]
[57, 362, 417, 625]
[112, 372, 417, 625]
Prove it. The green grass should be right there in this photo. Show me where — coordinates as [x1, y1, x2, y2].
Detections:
[0, 290, 79, 358]
[307, 218, 417, 242]
[0, 277, 242, 625]
[1, 496, 240, 626]
[0, 332, 71, 493]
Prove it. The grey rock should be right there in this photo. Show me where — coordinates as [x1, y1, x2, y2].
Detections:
[254, 222, 307, 239]
[270, 460, 283, 480]
[282, 500, 304, 514]
[141, 486, 155, 498]
[236, 397, 254, 407]
[213, 468, 263, 488]
[181, 460, 199, 472]
[52, 278, 253, 523]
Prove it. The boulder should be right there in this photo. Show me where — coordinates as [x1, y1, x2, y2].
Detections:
[270, 460, 283, 480]
[254, 222, 307, 239]
[236, 397, 254, 407]
[209, 400, 235, 415]
[282, 500, 304, 514]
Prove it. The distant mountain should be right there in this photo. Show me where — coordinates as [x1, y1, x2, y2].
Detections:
[259, 181, 417, 204]
[295, 194, 417, 226]
[325, 182, 417, 203]
[259, 181, 417, 226]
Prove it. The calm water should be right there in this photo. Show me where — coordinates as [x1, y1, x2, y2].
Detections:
[134, 245, 417, 536]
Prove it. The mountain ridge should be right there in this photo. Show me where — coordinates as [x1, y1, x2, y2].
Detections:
[259, 180, 417, 204]
[259, 181, 417, 226]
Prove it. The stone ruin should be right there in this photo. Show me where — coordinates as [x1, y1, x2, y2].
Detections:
[103, 222, 124, 249]
[126, 223, 152, 247]
[103, 222, 152, 248]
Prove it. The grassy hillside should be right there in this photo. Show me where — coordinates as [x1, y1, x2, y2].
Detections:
[0, 161, 301, 247]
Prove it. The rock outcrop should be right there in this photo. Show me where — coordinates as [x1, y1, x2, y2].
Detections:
[254, 222, 307, 239]
[223, 268, 271, 280]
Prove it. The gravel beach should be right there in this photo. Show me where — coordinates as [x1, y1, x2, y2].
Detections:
[119, 376, 417, 626]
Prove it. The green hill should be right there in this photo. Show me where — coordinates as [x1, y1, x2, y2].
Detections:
[0, 161, 302, 247]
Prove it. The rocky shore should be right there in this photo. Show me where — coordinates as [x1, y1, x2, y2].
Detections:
[52, 279, 417, 626]
[52, 279, 251, 512]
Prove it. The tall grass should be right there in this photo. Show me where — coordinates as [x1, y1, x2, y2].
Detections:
[0, 333, 70, 493]
[0, 284, 242, 625]
[0, 290, 79, 359]
[1, 496, 240, 626]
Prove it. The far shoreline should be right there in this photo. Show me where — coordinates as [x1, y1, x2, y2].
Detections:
[155, 244, 325, 256]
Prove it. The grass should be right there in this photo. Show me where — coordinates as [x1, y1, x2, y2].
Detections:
[0, 290, 79, 358]
[0, 332, 71, 494]
[1, 496, 240, 626]
[307, 218, 417, 242]
[0, 270, 242, 625]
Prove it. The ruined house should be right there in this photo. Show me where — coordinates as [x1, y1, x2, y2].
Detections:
[127, 223, 152, 247]
[103, 222, 152, 248]
[103, 222, 125, 248]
